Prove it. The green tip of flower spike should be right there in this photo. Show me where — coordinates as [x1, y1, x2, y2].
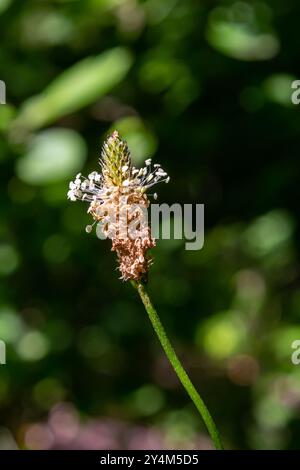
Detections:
[101, 130, 132, 186]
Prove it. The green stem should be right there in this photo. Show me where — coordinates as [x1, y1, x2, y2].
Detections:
[131, 280, 223, 450]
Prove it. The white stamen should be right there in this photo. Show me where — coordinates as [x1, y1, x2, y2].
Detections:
[67, 190, 76, 201]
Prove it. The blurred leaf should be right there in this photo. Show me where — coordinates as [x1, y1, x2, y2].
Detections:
[0, 0, 12, 15]
[13, 47, 133, 131]
[206, 4, 280, 61]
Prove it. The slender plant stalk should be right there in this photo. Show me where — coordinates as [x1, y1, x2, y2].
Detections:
[131, 280, 223, 450]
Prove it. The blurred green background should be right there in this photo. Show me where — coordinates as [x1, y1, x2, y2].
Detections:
[1, 0, 300, 450]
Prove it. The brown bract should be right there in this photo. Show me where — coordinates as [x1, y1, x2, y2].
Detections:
[89, 187, 155, 281]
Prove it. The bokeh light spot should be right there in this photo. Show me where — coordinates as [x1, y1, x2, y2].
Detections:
[16, 128, 87, 185]
[17, 331, 49, 361]
[132, 385, 165, 416]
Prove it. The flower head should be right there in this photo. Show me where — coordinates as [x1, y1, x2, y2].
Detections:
[67, 130, 169, 281]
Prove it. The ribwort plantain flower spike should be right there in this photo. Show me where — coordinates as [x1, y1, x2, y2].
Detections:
[67, 130, 170, 281]
[67, 130, 223, 450]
